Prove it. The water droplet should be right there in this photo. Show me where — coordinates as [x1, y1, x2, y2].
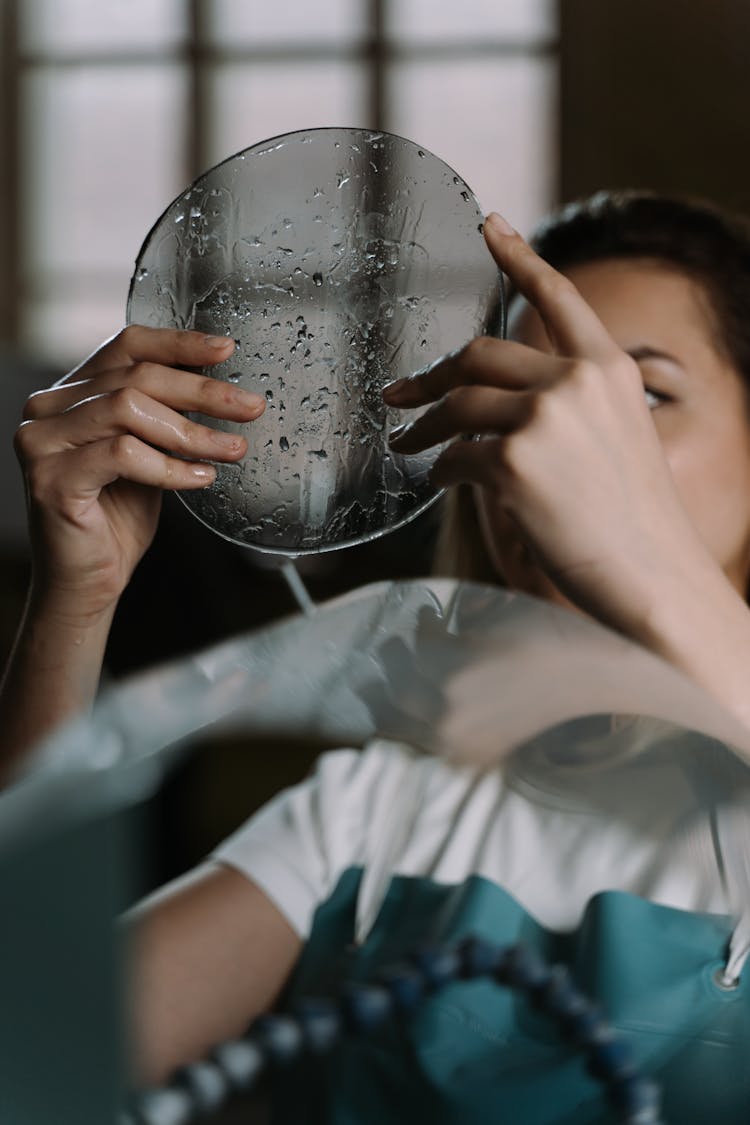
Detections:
[337, 173, 350, 189]
[265, 389, 274, 400]
[461, 191, 470, 202]
[279, 436, 289, 452]
[417, 149, 425, 158]
[190, 206, 202, 219]
[135, 267, 149, 281]
[313, 272, 323, 287]
[309, 449, 328, 460]
[259, 372, 270, 382]
[420, 339, 427, 348]
[228, 372, 242, 383]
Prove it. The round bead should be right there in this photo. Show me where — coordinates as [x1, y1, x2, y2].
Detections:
[410, 945, 462, 990]
[586, 1036, 636, 1081]
[341, 983, 394, 1032]
[533, 965, 580, 1017]
[128, 1087, 192, 1125]
[212, 1038, 266, 1090]
[496, 945, 552, 991]
[607, 1074, 662, 1120]
[456, 935, 505, 979]
[558, 996, 606, 1045]
[377, 963, 425, 1011]
[251, 1014, 305, 1065]
[294, 998, 342, 1053]
[173, 1060, 229, 1113]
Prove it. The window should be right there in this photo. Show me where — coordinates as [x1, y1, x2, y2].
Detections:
[2, 0, 558, 367]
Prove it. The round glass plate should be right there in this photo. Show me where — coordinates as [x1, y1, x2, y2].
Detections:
[127, 127, 505, 556]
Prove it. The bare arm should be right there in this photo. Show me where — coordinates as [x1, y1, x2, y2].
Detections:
[0, 593, 114, 786]
[0, 327, 265, 785]
[125, 865, 302, 1086]
[386, 213, 750, 738]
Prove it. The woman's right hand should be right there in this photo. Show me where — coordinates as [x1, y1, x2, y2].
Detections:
[14, 326, 265, 623]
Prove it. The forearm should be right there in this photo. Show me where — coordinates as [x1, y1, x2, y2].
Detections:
[637, 559, 750, 734]
[0, 586, 114, 786]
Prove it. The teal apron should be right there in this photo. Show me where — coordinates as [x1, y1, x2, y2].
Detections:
[276, 868, 750, 1123]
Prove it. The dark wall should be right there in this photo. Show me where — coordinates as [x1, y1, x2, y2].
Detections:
[560, 0, 750, 213]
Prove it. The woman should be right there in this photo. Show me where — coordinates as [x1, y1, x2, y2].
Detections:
[4, 191, 750, 1115]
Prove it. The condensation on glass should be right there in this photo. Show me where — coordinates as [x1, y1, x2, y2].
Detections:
[128, 128, 504, 556]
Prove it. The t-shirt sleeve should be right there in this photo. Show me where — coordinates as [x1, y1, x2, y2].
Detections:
[211, 744, 403, 938]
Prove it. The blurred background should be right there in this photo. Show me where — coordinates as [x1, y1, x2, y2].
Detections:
[2, 0, 750, 885]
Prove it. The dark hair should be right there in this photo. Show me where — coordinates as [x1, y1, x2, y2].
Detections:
[434, 188, 750, 581]
[528, 190, 750, 382]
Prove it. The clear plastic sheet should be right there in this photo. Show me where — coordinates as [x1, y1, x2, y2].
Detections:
[4, 581, 750, 1119]
[6, 579, 750, 831]
[126, 128, 504, 555]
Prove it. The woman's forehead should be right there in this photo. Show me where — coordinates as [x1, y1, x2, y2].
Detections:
[508, 256, 719, 355]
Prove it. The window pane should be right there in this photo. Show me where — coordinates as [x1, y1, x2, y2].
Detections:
[22, 66, 187, 279]
[386, 0, 557, 42]
[208, 0, 368, 46]
[207, 62, 369, 167]
[21, 289, 128, 368]
[387, 59, 558, 237]
[19, 0, 187, 53]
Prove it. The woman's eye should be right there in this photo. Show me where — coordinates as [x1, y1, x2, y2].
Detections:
[644, 387, 666, 410]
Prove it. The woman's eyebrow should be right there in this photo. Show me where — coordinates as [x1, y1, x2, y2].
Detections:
[626, 345, 683, 367]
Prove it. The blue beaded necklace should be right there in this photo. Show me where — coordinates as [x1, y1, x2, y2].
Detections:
[124, 937, 663, 1125]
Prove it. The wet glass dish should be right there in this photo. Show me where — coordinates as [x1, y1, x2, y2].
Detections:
[127, 127, 505, 556]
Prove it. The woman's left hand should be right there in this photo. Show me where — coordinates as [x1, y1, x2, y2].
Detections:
[383, 212, 718, 642]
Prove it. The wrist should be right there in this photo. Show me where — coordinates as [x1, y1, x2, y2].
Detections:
[25, 580, 119, 639]
[635, 557, 750, 727]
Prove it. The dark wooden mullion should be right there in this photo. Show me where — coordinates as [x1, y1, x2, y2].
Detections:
[0, 0, 20, 345]
[186, 0, 210, 182]
[368, 0, 386, 131]
[16, 42, 556, 69]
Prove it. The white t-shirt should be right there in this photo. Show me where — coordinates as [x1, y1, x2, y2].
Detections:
[213, 719, 738, 948]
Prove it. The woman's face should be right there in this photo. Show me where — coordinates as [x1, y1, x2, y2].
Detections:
[475, 256, 750, 598]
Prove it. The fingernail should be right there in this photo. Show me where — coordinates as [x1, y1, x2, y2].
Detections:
[485, 212, 516, 236]
[212, 430, 244, 450]
[190, 463, 216, 479]
[388, 422, 412, 445]
[203, 335, 235, 349]
[235, 389, 265, 409]
[383, 377, 408, 398]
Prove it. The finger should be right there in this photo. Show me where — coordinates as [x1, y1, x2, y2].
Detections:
[389, 386, 532, 454]
[24, 364, 265, 423]
[56, 326, 237, 387]
[41, 435, 218, 499]
[19, 387, 252, 464]
[383, 338, 565, 408]
[483, 212, 619, 361]
[429, 435, 507, 491]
